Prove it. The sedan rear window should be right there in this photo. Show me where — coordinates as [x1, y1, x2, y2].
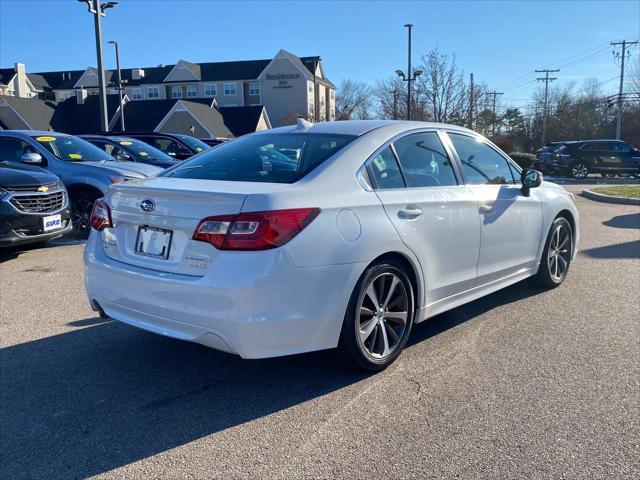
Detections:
[162, 133, 356, 183]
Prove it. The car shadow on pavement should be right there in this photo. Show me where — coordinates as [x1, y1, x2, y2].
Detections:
[580, 239, 640, 260]
[602, 212, 640, 230]
[0, 279, 546, 480]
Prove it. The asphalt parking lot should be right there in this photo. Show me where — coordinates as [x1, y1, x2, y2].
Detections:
[1, 182, 639, 480]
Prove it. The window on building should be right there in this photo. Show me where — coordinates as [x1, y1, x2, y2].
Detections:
[330, 90, 335, 101]
[172, 86, 183, 99]
[186, 85, 197, 98]
[308, 82, 314, 94]
[249, 82, 260, 96]
[448, 133, 514, 185]
[308, 103, 315, 116]
[320, 95, 325, 106]
[147, 86, 160, 99]
[393, 132, 458, 188]
[132, 88, 142, 100]
[204, 84, 216, 97]
[330, 108, 335, 120]
[224, 83, 237, 96]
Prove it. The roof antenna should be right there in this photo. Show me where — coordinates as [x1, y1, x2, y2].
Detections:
[296, 116, 312, 130]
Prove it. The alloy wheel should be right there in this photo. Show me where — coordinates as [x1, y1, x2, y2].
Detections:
[71, 198, 95, 237]
[357, 272, 409, 359]
[571, 163, 588, 179]
[547, 224, 572, 282]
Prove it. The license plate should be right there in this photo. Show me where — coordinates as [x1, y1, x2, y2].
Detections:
[135, 226, 173, 260]
[43, 214, 62, 232]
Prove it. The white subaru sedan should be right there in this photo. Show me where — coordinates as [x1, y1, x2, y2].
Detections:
[84, 120, 579, 370]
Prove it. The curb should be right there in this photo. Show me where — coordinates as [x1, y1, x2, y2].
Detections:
[581, 189, 640, 206]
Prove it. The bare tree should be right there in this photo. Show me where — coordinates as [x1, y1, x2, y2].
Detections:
[371, 76, 406, 119]
[335, 79, 372, 120]
[415, 49, 467, 124]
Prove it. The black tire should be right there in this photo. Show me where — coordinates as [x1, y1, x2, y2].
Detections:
[570, 163, 589, 179]
[534, 217, 573, 289]
[601, 172, 616, 178]
[70, 192, 99, 239]
[632, 171, 640, 179]
[339, 260, 415, 371]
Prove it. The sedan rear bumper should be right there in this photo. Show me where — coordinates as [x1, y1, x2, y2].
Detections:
[84, 231, 364, 359]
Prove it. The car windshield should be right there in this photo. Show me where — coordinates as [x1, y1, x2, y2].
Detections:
[162, 133, 356, 183]
[173, 134, 210, 153]
[111, 138, 173, 161]
[32, 134, 113, 162]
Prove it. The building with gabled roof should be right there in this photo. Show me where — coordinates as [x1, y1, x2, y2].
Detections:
[2, 49, 335, 127]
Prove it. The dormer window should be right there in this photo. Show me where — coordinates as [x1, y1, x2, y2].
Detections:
[187, 85, 198, 98]
[172, 86, 182, 98]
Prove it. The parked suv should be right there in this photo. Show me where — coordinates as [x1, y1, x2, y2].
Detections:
[0, 131, 163, 237]
[534, 142, 569, 174]
[104, 132, 210, 160]
[81, 135, 179, 169]
[1, 158, 72, 247]
[551, 140, 640, 179]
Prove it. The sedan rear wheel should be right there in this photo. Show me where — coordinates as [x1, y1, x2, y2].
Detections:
[339, 261, 414, 371]
[570, 163, 589, 179]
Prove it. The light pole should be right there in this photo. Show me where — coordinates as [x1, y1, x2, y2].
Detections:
[108, 40, 125, 131]
[395, 24, 422, 120]
[77, 0, 118, 132]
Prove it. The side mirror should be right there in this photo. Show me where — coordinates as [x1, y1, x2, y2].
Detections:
[521, 168, 542, 197]
[20, 152, 43, 164]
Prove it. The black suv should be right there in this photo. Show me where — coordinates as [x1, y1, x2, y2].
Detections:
[552, 140, 640, 179]
[1, 160, 72, 247]
[534, 142, 569, 173]
[102, 132, 210, 160]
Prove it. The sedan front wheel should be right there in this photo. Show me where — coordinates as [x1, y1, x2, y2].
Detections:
[339, 260, 415, 371]
[534, 217, 573, 288]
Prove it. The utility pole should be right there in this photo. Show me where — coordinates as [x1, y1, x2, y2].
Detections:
[535, 68, 559, 145]
[487, 90, 503, 137]
[390, 89, 399, 120]
[611, 40, 638, 139]
[395, 24, 423, 121]
[405, 24, 413, 120]
[78, 0, 119, 132]
[468, 73, 474, 129]
[108, 40, 124, 131]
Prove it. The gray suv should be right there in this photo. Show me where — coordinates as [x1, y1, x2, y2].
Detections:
[0, 131, 163, 236]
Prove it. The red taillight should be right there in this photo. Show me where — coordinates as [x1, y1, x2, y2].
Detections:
[90, 198, 112, 231]
[193, 208, 320, 251]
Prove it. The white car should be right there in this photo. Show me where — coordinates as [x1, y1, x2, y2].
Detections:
[84, 120, 579, 370]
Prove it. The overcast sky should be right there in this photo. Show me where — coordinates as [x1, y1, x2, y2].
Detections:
[1, 0, 638, 110]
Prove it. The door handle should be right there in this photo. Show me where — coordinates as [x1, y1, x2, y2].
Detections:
[398, 207, 423, 219]
[479, 204, 495, 214]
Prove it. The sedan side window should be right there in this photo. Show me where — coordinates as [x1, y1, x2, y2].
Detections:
[448, 133, 515, 185]
[392, 132, 457, 187]
[366, 146, 405, 189]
